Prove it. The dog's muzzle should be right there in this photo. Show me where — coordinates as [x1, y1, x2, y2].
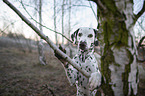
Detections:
[79, 41, 87, 50]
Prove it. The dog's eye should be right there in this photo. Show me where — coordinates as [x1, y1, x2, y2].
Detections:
[88, 34, 93, 38]
[78, 33, 82, 37]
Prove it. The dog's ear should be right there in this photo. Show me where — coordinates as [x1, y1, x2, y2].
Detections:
[71, 28, 80, 44]
[94, 29, 99, 46]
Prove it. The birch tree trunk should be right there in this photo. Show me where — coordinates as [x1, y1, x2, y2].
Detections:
[54, 0, 58, 45]
[91, 0, 144, 95]
[38, 0, 47, 65]
[68, 0, 73, 58]
[61, 0, 65, 45]
[68, 0, 71, 39]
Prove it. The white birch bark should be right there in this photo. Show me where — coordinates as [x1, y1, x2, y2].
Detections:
[54, 0, 58, 45]
[93, 0, 143, 95]
[61, 0, 65, 45]
[111, 1, 138, 95]
[68, 0, 73, 58]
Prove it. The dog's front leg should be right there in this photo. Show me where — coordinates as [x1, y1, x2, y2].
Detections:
[89, 71, 101, 91]
[64, 65, 78, 86]
[54, 45, 77, 85]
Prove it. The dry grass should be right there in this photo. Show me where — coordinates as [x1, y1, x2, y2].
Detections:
[0, 43, 145, 96]
[0, 47, 76, 96]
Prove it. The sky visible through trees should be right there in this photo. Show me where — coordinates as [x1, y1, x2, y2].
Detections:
[0, 0, 144, 43]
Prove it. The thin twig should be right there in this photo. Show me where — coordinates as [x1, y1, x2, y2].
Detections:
[43, 84, 56, 96]
[90, 0, 107, 13]
[70, 4, 90, 8]
[0, 21, 17, 35]
[3, 0, 90, 78]
[89, 1, 97, 20]
[20, 0, 73, 43]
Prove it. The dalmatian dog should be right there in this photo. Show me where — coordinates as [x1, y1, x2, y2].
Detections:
[55, 27, 102, 96]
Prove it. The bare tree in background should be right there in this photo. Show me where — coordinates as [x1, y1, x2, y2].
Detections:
[54, 0, 58, 45]
[37, 0, 47, 65]
[2, 0, 145, 95]
[91, 0, 145, 95]
[68, 0, 73, 58]
[61, 0, 65, 45]
[68, 0, 71, 39]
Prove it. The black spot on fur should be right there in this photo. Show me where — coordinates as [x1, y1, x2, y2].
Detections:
[71, 28, 80, 44]
[68, 73, 70, 76]
[94, 29, 98, 38]
[74, 56, 77, 59]
[83, 78, 85, 81]
[90, 56, 93, 59]
[71, 70, 73, 73]
[80, 81, 83, 85]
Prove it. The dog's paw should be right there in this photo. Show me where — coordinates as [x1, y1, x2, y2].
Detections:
[54, 44, 68, 67]
[89, 72, 101, 91]
[54, 44, 66, 59]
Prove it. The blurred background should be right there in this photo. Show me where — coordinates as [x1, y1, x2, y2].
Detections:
[0, 0, 145, 96]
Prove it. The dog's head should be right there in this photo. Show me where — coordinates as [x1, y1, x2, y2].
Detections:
[71, 27, 98, 52]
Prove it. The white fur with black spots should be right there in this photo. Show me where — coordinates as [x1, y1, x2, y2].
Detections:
[63, 27, 102, 96]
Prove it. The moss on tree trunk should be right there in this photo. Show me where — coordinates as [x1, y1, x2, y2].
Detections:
[95, 0, 139, 95]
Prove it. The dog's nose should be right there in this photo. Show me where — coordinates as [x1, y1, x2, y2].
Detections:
[79, 41, 87, 50]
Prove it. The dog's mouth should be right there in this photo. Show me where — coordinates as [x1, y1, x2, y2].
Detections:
[79, 42, 87, 51]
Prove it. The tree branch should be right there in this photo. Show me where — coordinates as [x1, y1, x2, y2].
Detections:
[70, 4, 90, 8]
[3, 0, 90, 78]
[20, 0, 73, 43]
[42, 84, 56, 96]
[137, 59, 145, 63]
[0, 21, 17, 35]
[89, 1, 97, 20]
[134, 0, 145, 22]
[18, 0, 39, 12]
[89, 0, 107, 13]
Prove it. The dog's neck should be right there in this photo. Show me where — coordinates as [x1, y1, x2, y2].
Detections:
[78, 48, 94, 62]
